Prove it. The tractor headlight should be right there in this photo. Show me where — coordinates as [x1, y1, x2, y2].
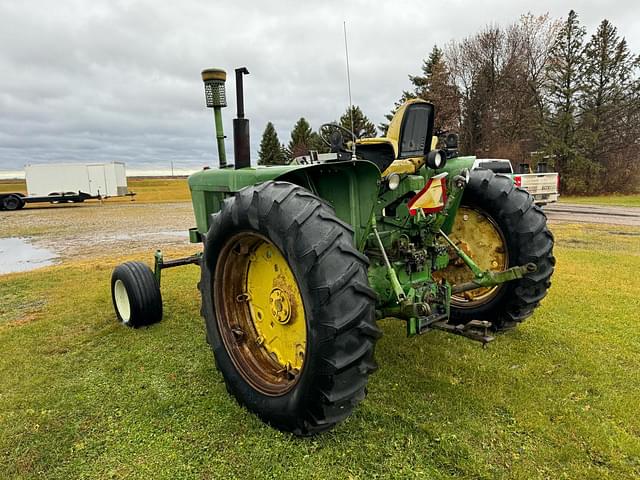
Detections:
[386, 173, 401, 191]
[426, 149, 447, 170]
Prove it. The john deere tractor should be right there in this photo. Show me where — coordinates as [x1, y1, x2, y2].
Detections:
[110, 67, 555, 435]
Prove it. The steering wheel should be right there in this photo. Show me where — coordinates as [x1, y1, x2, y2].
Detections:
[319, 123, 357, 152]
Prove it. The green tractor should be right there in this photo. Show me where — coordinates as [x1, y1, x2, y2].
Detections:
[111, 67, 555, 435]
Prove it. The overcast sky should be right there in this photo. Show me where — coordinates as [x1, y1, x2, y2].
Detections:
[1, 0, 638, 173]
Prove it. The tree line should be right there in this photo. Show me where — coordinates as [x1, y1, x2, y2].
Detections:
[258, 11, 639, 194]
[257, 105, 376, 166]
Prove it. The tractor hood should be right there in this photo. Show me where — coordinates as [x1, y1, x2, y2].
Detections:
[189, 163, 316, 193]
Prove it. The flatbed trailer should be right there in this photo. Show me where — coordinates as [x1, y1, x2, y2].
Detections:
[0, 191, 98, 211]
[1, 162, 135, 211]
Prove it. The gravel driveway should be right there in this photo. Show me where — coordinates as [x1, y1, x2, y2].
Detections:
[544, 203, 640, 226]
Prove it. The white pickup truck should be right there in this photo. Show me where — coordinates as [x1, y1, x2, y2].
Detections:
[472, 159, 559, 205]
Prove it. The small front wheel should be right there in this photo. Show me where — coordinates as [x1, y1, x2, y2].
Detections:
[111, 262, 163, 327]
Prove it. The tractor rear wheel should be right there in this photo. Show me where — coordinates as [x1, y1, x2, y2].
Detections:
[440, 170, 555, 331]
[200, 181, 380, 435]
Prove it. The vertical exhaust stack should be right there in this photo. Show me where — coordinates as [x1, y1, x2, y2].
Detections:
[233, 67, 251, 169]
[201, 68, 228, 168]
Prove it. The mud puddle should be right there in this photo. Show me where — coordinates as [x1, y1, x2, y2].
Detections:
[0, 237, 58, 274]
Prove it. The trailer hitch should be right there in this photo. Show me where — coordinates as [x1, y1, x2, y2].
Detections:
[431, 320, 495, 346]
[408, 314, 495, 346]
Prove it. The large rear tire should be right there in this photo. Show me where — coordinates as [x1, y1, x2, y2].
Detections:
[443, 171, 555, 331]
[200, 181, 380, 435]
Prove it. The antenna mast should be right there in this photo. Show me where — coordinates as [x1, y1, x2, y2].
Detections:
[343, 21, 356, 158]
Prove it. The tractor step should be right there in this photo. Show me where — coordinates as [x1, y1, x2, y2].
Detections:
[431, 320, 495, 346]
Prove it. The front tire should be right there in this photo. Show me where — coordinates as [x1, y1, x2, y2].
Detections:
[200, 181, 380, 435]
[111, 262, 163, 327]
[444, 171, 555, 330]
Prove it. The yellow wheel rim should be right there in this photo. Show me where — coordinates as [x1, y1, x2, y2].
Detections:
[214, 232, 306, 396]
[435, 206, 509, 308]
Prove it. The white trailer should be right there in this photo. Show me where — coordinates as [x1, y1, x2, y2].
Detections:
[25, 162, 128, 197]
[1, 162, 132, 211]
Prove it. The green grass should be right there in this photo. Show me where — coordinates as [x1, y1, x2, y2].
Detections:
[560, 194, 640, 207]
[0, 180, 26, 194]
[1, 225, 639, 479]
[118, 178, 191, 203]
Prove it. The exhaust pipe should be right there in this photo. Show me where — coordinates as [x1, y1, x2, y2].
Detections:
[233, 67, 251, 169]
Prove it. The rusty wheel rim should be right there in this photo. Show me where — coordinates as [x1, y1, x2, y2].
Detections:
[214, 232, 307, 396]
[436, 206, 509, 308]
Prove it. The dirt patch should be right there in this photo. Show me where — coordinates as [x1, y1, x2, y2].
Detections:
[0, 298, 46, 325]
[0, 201, 196, 267]
[7, 312, 41, 327]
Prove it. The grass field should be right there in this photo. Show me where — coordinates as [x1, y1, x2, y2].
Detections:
[0, 180, 25, 194]
[559, 194, 640, 207]
[1, 222, 639, 479]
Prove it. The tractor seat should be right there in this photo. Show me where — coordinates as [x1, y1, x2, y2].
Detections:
[355, 100, 435, 174]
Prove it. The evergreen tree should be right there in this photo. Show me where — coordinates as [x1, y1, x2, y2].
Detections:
[258, 122, 286, 165]
[280, 143, 290, 161]
[378, 91, 414, 135]
[409, 45, 461, 133]
[309, 131, 330, 154]
[543, 10, 589, 192]
[579, 19, 640, 192]
[379, 45, 460, 137]
[287, 117, 314, 159]
[338, 105, 377, 139]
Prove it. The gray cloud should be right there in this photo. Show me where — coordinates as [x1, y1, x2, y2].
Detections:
[1, 0, 638, 172]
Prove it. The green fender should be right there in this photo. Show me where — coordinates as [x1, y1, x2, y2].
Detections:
[188, 160, 381, 249]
